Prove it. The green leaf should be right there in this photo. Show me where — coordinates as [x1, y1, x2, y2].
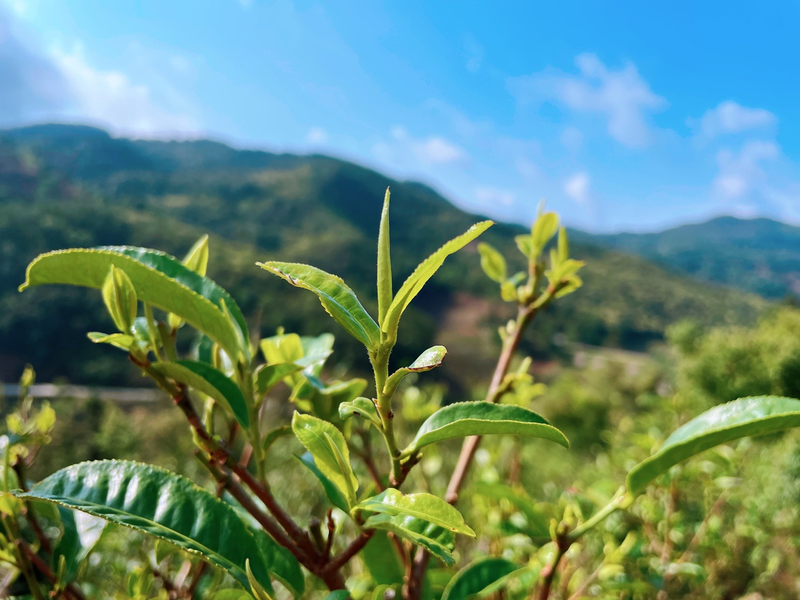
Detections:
[258, 262, 380, 350]
[295, 454, 350, 513]
[87, 332, 135, 351]
[292, 413, 358, 507]
[250, 527, 305, 598]
[20, 247, 245, 359]
[54, 507, 106, 581]
[557, 227, 569, 263]
[356, 489, 474, 536]
[377, 187, 393, 326]
[441, 557, 518, 600]
[382, 221, 493, 336]
[475, 483, 549, 538]
[260, 333, 304, 365]
[102, 265, 138, 333]
[323, 592, 351, 600]
[531, 213, 559, 256]
[478, 243, 507, 283]
[262, 426, 293, 457]
[17, 460, 275, 595]
[255, 363, 304, 395]
[384, 346, 448, 397]
[361, 531, 404, 585]
[151, 360, 250, 429]
[364, 514, 455, 565]
[183, 235, 210, 277]
[403, 402, 569, 455]
[339, 397, 382, 428]
[514, 235, 532, 259]
[627, 396, 800, 495]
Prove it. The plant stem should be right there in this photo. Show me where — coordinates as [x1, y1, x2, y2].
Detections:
[371, 348, 403, 486]
[566, 490, 631, 544]
[535, 544, 566, 600]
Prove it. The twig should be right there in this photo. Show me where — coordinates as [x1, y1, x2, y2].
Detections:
[20, 540, 87, 600]
[323, 530, 374, 575]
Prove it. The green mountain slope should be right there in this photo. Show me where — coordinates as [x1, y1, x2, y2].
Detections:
[0, 125, 765, 387]
[572, 216, 800, 299]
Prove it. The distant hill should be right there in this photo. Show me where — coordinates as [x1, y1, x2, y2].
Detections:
[573, 217, 800, 299]
[0, 124, 765, 389]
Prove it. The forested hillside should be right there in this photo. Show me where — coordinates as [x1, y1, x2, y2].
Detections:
[0, 124, 765, 387]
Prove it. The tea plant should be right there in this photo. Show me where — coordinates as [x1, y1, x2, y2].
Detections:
[3, 190, 800, 599]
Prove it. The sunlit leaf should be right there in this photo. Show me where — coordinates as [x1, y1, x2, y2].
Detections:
[356, 489, 474, 536]
[478, 243, 506, 283]
[382, 221, 493, 336]
[377, 187, 393, 326]
[627, 396, 800, 494]
[292, 413, 358, 507]
[339, 397, 382, 428]
[295, 453, 350, 513]
[531, 213, 559, 256]
[258, 262, 380, 350]
[364, 514, 455, 565]
[403, 402, 569, 455]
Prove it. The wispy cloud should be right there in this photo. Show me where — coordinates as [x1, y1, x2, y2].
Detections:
[475, 186, 515, 206]
[508, 53, 667, 148]
[305, 127, 328, 145]
[564, 172, 590, 205]
[52, 44, 200, 137]
[713, 140, 779, 200]
[374, 127, 468, 167]
[689, 101, 776, 140]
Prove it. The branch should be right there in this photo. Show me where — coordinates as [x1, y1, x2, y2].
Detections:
[323, 530, 374, 574]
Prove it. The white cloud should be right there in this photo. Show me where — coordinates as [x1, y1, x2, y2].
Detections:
[375, 127, 467, 167]
[414, 136, 466, 164]
[51, 44, 199, 137]
[475, 186, 515, 206]
[508, 53, 667, 148]
[690, 101, 776, 139]
[713, 140, 779, 199]
[564, 172, 590, 205]
[305, 127, 328, 144]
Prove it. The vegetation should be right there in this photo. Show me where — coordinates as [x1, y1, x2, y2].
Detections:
[0, 191, 797, 600]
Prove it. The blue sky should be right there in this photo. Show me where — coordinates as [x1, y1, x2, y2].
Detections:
[2, 0, 799, 232]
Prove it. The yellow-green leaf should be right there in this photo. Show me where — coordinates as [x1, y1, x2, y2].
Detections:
[356, 489, 474, 536]
[478, 243, 506, 283]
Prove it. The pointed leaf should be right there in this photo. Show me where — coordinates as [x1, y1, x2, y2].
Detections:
[295, 453, 350, 513]
[356, 489, 474, 536]
[17, 460, 275, 595]
[183, 235, 210, 277]
[377, 188, 393, 326]
[151, 360, 249, 429]
[258, 262, 380, 350]
[20, 247, 244, 359]
[361, 531, 404, 585]
[531, 213, 559, 256]
[404, 402, 569, 456]
[627, 396, 800, 495]
[515, 235, 532, 259]
[364, 514, 455, 565]
[478, 243, 507, 283]
[339, 397, 382, 428]
[382, 221, 493, 335]
[441, 557, 519, 600]
[292, 413, 358, 507]
[260, 333, 304, 365]
[88, 332, 135, 351]
[384, 346, 448, 397]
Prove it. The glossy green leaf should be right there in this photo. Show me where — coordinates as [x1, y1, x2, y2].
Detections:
[255, 363, 304, 395]
[475, 483, 549, 538]
[258, 262, 380, 350]
[323, 591, 351, 600]
[377, 187, 393, 326]
[364, 514, 455, 565]
[627, 396, 800, 494]
[17, 460, 275, 595]
[20, 247, 244, 359]
[382, 221, 493, 336]
[356, 489, 474, 536]
[403, 402, 569, 455]
[339, 397, 382, 428]
[151, 360, 249, 429]
[55, 507, 107, 581]
[292, 413, 358, 507]
[260, 333, 304, 365]
[296, 453, 350, 513]
[531, 213, 559, 256]
[441, 557, 518, 600]
[478, 243, 506, 283]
